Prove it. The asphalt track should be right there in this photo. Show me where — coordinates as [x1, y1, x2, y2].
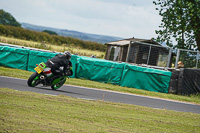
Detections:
[1, 76, 200, 114]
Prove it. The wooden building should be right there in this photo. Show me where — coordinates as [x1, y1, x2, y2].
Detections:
[105, 37, 172, 67]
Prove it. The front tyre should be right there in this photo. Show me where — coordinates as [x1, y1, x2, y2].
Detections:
[27, 72, 40, 87]
[51, 79, 66, 90]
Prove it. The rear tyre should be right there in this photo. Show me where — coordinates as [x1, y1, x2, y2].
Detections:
[51, 79, 66, 90]
[27, 72, 40, 87]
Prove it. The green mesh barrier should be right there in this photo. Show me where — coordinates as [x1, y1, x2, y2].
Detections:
[0, 46, 30, 70]
[76, 56, 125, 85]
[120, 64, 172, 93]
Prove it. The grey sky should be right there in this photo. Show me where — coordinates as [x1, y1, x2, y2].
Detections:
[0, 0, 161, 39]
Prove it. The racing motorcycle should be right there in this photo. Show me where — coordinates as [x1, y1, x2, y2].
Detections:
[27, 62, 72, 90]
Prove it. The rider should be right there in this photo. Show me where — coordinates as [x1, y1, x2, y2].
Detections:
[45, 51, 72, 84]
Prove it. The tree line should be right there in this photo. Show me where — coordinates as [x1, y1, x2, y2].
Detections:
[0, 24, 106, 51]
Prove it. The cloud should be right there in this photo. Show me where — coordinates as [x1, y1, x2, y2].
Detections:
[0, 0, 161, 39]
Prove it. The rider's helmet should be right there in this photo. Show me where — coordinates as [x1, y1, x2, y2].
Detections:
[91, 55, 96, 58]
[64, 51, 71, 60]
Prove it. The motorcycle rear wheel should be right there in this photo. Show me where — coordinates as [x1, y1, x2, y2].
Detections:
[51, 79, 66, 90]
[27, 72, 40, 87]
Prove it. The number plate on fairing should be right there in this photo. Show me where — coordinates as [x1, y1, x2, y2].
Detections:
[34, 62, 46, 74]
[34, 66, 43, 74]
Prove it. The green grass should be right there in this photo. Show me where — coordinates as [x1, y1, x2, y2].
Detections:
[1, 87, 200, 133]
[0, 66, 200, 104]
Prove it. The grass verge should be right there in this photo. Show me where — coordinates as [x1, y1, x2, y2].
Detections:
[0, 66, 200, 104]
[0, 36, 105, 58]
[1, 87, 200, 133]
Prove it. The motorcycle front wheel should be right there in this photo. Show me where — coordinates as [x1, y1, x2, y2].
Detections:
[27, 72, 40, 87]
[51, 79, 66, 90]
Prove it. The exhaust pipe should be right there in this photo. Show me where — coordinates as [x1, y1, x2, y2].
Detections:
[40, 75, 45, 79]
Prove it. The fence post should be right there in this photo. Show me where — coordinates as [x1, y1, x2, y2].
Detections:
[167, 47, 172, 68]
[196, 51, 199, 68]
[175, 49, 180, 69]
[147, 45, 151, 65]
[126, 41, 132, 62]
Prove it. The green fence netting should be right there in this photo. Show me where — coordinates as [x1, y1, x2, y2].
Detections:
[0, 46, 30, 70]
[120, 64, 172, 93]
[76, 56, 125, 85]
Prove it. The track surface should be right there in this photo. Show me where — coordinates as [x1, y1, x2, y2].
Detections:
[1, 76, 200, 114]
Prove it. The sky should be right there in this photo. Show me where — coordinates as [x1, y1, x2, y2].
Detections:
[0, 0, 162, 39]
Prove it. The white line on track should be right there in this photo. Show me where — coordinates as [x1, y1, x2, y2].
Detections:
[65, 84, 198, 106]
[77, 97, 97, 101]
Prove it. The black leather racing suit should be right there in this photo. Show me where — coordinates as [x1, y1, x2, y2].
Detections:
[45, 54, 71, 80]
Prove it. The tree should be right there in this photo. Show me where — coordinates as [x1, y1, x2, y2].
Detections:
[0, 9, 21, 27]
[153, 0, 200, 51]
[42, 30, 58, 35]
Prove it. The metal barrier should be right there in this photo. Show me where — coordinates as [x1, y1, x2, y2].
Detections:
[175, 49, 200, 69]
[125, 41, 172, 68]
[125, 41, 200, 69]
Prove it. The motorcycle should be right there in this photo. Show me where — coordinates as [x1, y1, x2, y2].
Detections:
[27, 62, 72, 90]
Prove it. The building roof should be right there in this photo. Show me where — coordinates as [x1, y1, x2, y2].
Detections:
[105, 37, 161, 46]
